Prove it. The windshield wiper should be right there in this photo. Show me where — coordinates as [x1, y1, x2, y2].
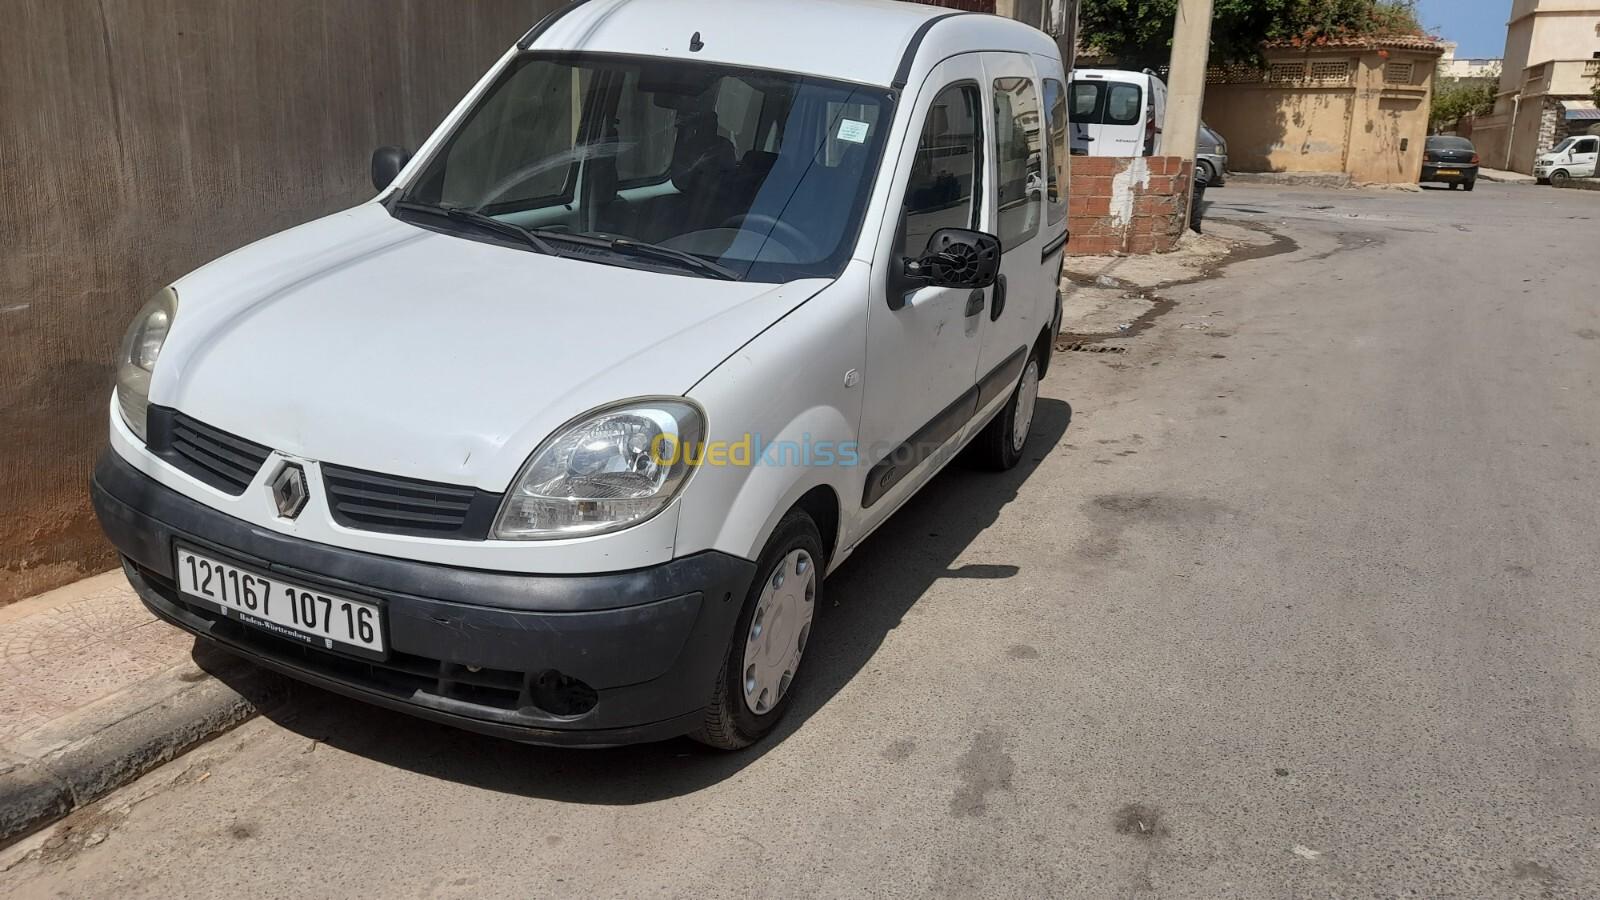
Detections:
[604, 238, 740, 281]
[394, 201, 559, 257]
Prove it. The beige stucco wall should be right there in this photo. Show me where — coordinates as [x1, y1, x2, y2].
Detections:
[0, 0, 556, 604]
[1203, 85, 1354, 173]
[1202, 46, 1438, 183]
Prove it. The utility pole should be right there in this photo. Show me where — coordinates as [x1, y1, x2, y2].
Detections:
[1162, 0, 1214, 161]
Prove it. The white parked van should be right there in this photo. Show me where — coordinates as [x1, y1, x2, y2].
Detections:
[1068, 68, 1168, 157]
[93, 0, 1070, 748]
[1534, 135, 1599, 187]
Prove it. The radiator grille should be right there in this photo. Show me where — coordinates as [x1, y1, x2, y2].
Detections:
[322, 464, 500, 539]
[152, 410, 272, 495]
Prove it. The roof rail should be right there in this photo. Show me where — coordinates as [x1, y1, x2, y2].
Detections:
[517, 0, 597, 51]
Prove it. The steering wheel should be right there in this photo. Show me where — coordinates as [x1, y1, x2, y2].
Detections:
[719, 214, 820, 259]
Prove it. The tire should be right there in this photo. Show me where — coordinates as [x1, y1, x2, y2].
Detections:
[1551, 170, 1571, 188]
[968, 350, 1042, 471]
[1197, 159, 1217, 185]
[1464, 179, 1475, 192]
[691, 509, 824, 750]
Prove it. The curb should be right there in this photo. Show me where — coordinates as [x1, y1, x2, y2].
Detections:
[1477, 171, 1536, 184]
[1553, 177, 1600, 192]
[1226, 172, 1353, 189]
[0, 647, 289, 849]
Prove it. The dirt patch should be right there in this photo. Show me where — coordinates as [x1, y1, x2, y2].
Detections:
[1112, 802, 1169, 839]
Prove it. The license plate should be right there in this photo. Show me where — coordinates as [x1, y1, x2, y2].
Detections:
[1437, 169, 1460, 176]
[175, 546, 386, 657]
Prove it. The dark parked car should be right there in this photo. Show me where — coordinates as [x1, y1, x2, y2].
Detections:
[1421, 136, 1479, 191]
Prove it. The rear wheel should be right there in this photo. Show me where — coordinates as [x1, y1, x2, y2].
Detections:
[692, 509, 823, 750]
[968, 351, 1041, 471]
[1551, 170, 1572, 188]
[1464, 179, 1476, 192]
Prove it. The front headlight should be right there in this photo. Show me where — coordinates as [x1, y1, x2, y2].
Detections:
[116, 287, 178, 442]
[492, 399, 704, 540]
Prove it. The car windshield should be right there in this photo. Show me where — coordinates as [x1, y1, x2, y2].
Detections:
[1550, 137, 1577, 154]
[1427, 136, 1474, 151]
[397, 53, 893, 283]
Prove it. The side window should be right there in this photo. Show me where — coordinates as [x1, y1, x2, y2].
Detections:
[614, 71, 678, 186]
[901, 84, 981, 255]
[1105, 82, 1142, 126]
[1043, 79, 1069, 226]
[993, 76, 1042, 249]
[1579, 138, 1600, 155]
[715, 77, 765, 158]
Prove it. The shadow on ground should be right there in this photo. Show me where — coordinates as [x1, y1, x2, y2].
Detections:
[202, 397, 1073, 804]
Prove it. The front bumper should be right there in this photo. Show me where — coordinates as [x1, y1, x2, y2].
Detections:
[91, 449, 755, 746]
[1198, 152, 1227, 185]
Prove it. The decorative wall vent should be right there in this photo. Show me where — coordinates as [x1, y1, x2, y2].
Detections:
[1309, 60, 1352, 83]
[1269, 61, 1306, 82]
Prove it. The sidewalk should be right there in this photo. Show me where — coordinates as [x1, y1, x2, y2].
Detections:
[1477, 167, 1536, 184]
[0, 571, 287, 848]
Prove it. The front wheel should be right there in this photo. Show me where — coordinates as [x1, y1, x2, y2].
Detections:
[968, 352, 1042, 471]
[1551, 170, 1571, 188]
[692, 509, 823, 750]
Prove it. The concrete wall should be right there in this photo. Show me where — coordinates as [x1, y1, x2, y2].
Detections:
[1203, 85, 1354, 174]
[0, 0, 555, 604]
[1202, 46, 1438, 184]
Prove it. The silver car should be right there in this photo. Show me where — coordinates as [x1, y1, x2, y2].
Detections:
[1197, 121, 1228, 185]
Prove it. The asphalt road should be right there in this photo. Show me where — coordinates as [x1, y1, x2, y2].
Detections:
[5, 182, 1599, 898]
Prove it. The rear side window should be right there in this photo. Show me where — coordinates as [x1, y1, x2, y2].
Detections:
[1105, 82, 1142, 126]
[993, 76, 1042, 249]
[901, 84, 982, 255]
[1043, 79, 1068, 226]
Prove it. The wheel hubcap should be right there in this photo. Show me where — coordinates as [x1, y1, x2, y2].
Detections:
[1012, 359, 1040, 453]
[742, 549, 817, 715]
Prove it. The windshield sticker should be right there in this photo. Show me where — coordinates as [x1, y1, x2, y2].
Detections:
[837, 119, 871, 144]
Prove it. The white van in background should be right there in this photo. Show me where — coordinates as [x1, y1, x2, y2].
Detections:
[1534, 135, 1599, 187]
[1068, 68, 1168, 157]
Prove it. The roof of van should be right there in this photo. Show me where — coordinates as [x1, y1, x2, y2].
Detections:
[523, 0, 1058, 89]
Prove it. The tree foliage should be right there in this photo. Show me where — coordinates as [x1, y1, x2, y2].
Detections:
[1078, 0, 1424, 68]
[1429, 79, 1496, 132]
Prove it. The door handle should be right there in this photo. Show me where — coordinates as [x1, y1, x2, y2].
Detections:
[990, 275, 1008, 322]
[964, 289, 986, 318]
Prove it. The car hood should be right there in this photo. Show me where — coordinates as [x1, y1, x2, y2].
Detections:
[154, 203, 826, 491]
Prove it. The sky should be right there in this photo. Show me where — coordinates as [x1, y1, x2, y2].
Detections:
[1414, 0, 1513, 58]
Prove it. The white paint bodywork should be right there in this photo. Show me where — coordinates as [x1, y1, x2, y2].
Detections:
[111, 0, 1065, 577]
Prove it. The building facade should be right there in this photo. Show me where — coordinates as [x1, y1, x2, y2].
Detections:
[1438, 42, 1502, 80]
[1470, 0, 1600, 172]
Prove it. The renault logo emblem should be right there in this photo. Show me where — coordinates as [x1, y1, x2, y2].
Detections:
[269, 463, 309, 520]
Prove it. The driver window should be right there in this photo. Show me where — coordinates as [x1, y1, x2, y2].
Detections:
[1579, 138, 1599, 155]
[901, 84, 982, 256]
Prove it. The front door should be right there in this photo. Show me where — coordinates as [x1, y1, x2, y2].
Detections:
[856, 55, 989, 525]
[970, 52, 1048, 432]
[1574, 136, 1600, 177]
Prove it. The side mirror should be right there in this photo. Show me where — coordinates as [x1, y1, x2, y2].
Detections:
[889, 228, 1002, 309]
[371, 146, 412, 192]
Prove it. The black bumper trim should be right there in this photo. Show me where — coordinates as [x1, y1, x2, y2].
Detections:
[92, 449, 756, 745]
